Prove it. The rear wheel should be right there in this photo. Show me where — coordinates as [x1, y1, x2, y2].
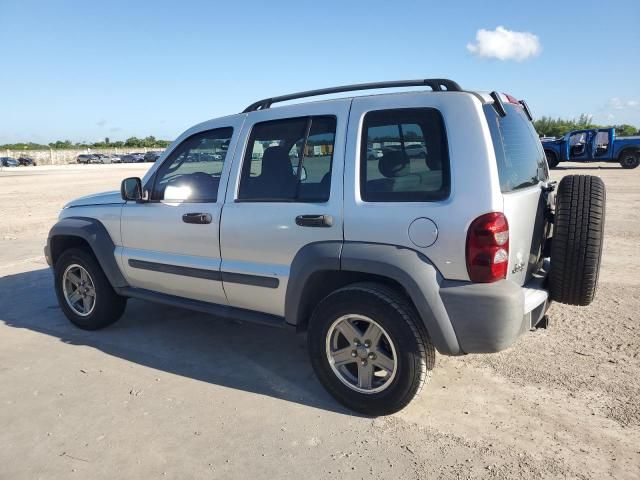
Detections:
[545, 150, 559, 168]
[549, 175, 605, 306]
[619, 150, 639, 169]
[54, 248, 127, 330]
[307, 282, 434, 416]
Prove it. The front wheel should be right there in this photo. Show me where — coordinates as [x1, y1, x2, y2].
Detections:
[619, 151, 639, 169]
[54, 248, 127, 330]
[307, 283, 435, 416]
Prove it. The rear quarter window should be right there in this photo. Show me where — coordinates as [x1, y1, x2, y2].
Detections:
[360, 108, 450, 202]
[484, 103, 548, 192]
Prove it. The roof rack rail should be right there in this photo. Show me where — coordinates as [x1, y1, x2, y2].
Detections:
[242, 78, 462, 113]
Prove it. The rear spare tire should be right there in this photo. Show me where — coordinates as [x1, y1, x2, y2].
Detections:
[549, 175, 605, 306]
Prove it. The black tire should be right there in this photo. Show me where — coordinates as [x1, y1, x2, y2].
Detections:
[549, 175, 605, 306]
[307, 282, 435, 416]
[619, 150, 640, 169]
[545, 150, 559, 169]
[54, 247, 127, 330]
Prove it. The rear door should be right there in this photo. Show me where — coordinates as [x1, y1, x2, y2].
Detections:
[484, 102, 550, 285]
[593, 128, 614, 160]
[219, 100, 349, 317]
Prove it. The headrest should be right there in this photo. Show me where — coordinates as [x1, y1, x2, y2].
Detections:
[262, 146, 288, 164]
[379, 150, 410, 178]
[261, 146, 293, 177]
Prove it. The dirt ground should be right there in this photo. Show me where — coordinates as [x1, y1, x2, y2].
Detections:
[0, 163, 638, 479]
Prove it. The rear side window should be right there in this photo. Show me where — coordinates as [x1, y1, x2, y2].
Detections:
[485, 103, 548, 192]
[360, 108, 449, 202]
[238, 116, 336, 202]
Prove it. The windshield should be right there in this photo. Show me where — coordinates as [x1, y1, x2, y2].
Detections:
[484, 103, 548, 192]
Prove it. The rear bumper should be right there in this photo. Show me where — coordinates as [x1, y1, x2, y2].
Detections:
[440, 261, 549, 353]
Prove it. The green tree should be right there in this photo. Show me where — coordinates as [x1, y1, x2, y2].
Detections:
[1, 136, 173, 150]
[142, 136, 157, 147]
[48, 140, 73, 149]
[613, 124, 638, 137]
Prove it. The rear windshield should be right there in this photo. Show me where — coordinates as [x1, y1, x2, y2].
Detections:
[484, 103, 548, 192]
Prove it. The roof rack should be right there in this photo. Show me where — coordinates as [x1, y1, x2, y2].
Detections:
[242, 78, 462, 113]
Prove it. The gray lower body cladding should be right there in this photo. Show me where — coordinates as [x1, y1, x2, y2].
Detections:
[46, 216, 128, 288]
[340, 243, 549, 355]
[45, 225, 548, 354]
[439, 279, 547, 353]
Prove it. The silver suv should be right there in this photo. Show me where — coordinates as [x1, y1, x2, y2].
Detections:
[45, 79, 605, 415]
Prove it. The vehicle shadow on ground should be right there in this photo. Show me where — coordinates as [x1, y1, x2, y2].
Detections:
[0, 268, 354, 415]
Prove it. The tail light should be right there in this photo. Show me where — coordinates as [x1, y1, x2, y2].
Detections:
[466, 212, 509, 283]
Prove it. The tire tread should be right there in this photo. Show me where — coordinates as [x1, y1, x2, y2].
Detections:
[549, 175, 605, 306]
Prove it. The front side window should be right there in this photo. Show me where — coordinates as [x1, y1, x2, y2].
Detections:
[360, 108, 449, 202]
[152, 127, 233, 202]
[238, 116, 336, 202]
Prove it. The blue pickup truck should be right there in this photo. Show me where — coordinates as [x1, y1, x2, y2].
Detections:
[542, 128, 640, 169]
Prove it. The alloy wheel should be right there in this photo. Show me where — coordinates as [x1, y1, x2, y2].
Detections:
[325, 314, 397, 394]
[62, 264, 96, 316]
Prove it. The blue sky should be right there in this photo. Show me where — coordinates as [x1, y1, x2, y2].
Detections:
[1, 0, 638, 144]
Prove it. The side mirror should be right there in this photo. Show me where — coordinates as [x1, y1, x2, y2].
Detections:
[121, 177, 143, 201]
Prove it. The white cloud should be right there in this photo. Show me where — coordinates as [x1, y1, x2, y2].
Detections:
[608, 97, 639, 110]
[467, 26, 541, 61]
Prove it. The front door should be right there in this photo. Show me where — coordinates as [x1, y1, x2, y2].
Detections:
[119, 119, 243, 304]
[568, 130, 592, 161]
[219, 101, 349, 317]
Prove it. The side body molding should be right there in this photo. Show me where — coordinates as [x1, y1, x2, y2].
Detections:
[47, 216, 128, 288]
[340, 243, 462, 356]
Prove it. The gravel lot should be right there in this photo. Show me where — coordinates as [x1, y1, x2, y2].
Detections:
[0, 163, 638, 479]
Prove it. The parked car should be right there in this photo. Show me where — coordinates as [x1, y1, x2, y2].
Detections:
[89, 154, 112, 164]
[143, 151, 162, 162]
[404, 143, 427, 159]
[109, 154, 122, 163]
[121, 153, 145, 163]
[17, 156, 37, 166]
[46, 79, 606, 415]
[366, 146, 383, 160]
[76, 154, 96, 164]
[542, 128, 640, 169]
[0, 157, 19, 167]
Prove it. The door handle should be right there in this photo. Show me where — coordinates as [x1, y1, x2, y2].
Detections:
[182, 212, 213, 224]
[295, 214, 333, 227]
